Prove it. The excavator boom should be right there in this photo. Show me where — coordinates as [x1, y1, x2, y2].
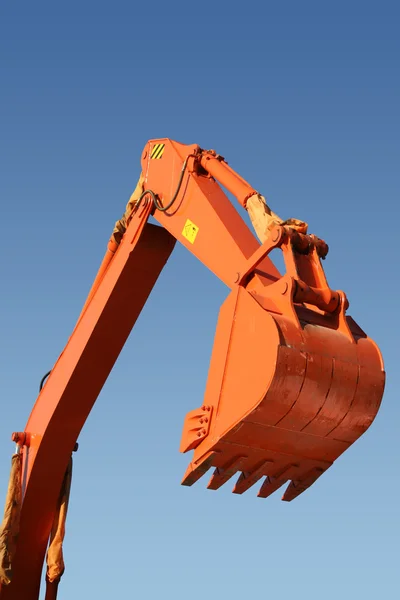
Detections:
[0, 139, 385, 600]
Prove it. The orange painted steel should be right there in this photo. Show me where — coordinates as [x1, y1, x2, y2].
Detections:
[1, 202, 176, 600]
[0, 139, 385, 600]
[180, 224, 384, 500]
[140, 140, 280, 287]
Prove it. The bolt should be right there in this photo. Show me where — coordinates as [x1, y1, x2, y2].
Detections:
[11, 432, 19, 443]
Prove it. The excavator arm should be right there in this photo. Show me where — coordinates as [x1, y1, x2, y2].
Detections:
[0, 139, 385, 600]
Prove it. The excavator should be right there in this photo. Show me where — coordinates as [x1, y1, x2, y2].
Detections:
[0, 139, 385, 600]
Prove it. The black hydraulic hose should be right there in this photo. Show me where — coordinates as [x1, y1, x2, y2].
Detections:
[140, 153, 194, 213]
[39, 370, 51, 391]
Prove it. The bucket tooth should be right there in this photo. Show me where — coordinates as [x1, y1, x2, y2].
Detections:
[181, 451, 216, 487]
[207, 455, 247, 490]
[232, 460, 274, 495]
[257, 464, 299, 499]
[282, 467, 325, 502]
[257, 476, 286, 499]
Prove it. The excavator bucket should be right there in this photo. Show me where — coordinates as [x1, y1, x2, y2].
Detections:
[180, 225, 385, 501]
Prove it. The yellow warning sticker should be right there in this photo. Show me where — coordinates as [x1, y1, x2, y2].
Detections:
[182, 219, 199, 244]
[150, 143, 165, 159]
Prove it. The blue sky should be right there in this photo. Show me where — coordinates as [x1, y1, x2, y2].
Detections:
[1, 1, 399, 599]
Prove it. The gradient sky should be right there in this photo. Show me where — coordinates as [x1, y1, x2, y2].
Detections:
[1, 2, 399, 599]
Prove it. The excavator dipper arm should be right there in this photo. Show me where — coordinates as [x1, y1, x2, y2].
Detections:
[0, 139, 385, 600]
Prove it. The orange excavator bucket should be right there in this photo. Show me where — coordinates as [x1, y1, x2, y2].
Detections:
[180, 224, 385, 501]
